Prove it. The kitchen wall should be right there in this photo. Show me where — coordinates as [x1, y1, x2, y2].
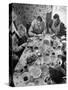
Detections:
[12, 3, 52, 28]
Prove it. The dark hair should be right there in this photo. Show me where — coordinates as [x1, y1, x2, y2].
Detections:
[37, 16, 42, 22]
[53, 14, 59, 20]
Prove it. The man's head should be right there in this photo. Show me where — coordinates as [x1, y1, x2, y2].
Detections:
[37, 16, 42, 22]
[37, 16, 43, 25]
[53, 14, 60, 24]
[17, 24, 26, 37]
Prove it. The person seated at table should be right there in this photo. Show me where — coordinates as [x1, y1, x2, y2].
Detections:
[12, 23, 27, 58]
[49, 14, 66, 38]
[10, 11, 27, 59]
[28, 16, 46, 37]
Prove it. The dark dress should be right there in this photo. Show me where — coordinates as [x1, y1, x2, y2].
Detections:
[49, 20, 66, 38]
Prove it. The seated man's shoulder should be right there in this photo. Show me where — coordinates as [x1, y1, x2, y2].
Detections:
[31, 19, 37, 26]
[60, 22, 66, 30]
[33, 19, 37, 23]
